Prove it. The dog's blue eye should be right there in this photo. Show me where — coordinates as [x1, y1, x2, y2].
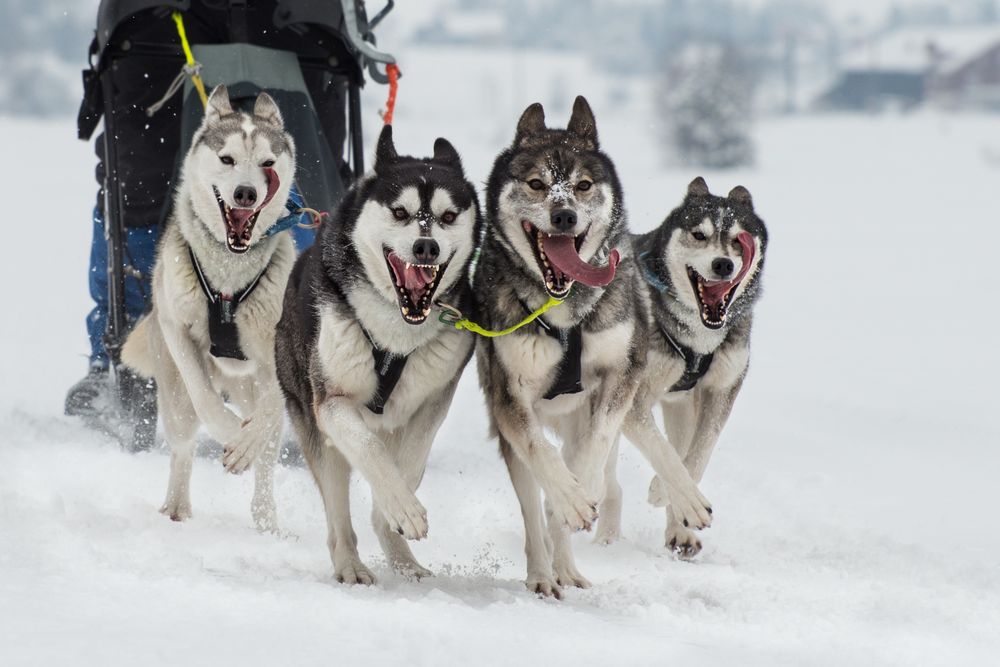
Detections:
[528, 179, 545, 191]
[219, 155, 235, 166]
[260, 159, 275, 168]
[692, 231, 707, 241]
[392, 207, 409, 221]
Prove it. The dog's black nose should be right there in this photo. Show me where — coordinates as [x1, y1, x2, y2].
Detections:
[233, 185, 257, 207]
[550, 208, 577, 233]
[412, 238, 440, 263]
[712, 257, 735, 278]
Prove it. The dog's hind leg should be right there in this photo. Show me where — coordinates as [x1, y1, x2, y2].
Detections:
[502, 436, 561, 598]
[594, 436, 623, 545]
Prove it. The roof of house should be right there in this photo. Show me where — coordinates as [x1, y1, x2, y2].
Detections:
[841, 26, 1000, 75]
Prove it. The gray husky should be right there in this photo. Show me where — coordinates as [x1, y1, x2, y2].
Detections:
[475, 98, 711, 597]
[122, 85, 297, 530]
[618, 176, 767, 558]
[275, 126, 481, 584]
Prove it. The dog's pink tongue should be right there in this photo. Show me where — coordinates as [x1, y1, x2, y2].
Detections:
[701, 232, 757, 304]
[388, 253, 434, 299]
[543, 234, 620, 288]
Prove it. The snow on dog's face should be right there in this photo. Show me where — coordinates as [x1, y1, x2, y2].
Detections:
[351, 126, 479, 325]
[491, 97, 623, 299]
[184, 85, 295, 253]
[661, 177, 767, 329]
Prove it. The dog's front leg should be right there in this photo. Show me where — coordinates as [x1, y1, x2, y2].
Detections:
[622, 394, 713, 532]
[314, 396, 428, 540]
[493, 397, 598, 533]
[661, 383, 741, 558]
[372, 381, 459, 579]
[157, 313, 242, 443]
[226, 373, 284, 530]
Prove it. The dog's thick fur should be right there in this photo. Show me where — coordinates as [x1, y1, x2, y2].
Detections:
[275, 126, 481, 584]
[618, 177, 768, 558]
[475, 97, 711, 597]
[121, 85, 297, 529]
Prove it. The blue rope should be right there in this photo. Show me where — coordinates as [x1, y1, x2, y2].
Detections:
[264, 182, 312, 238]
[638, 251, 671, 293]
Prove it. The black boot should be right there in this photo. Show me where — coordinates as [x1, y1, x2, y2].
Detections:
[64, 365, 111, 418]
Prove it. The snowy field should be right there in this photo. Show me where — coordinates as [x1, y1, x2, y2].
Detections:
[3, 70, 1000, 665]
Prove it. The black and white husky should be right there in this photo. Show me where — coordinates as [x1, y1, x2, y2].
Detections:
[275, 126, 481, 584]
[122, 85, 297, 530]
[619, 177, 767, 558]
[475, 98, 711, 597]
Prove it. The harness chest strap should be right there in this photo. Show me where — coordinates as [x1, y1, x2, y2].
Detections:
[359, 326, 409, 415]
[189, 248, 268, 361]
[657, 325, 714, 392]
[518, 299, 584, 400]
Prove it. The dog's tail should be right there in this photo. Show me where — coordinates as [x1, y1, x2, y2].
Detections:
[121, 315, 155, 378]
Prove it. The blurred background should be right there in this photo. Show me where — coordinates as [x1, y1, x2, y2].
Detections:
[2, 3, 998, 663]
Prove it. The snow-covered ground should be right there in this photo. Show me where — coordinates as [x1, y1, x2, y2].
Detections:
[2, 74, 1000, 665]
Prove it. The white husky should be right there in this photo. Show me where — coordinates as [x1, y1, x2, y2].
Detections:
[122, 85, 296, 530]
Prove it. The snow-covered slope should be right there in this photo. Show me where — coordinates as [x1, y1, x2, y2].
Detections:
[2, 93, 999, 665]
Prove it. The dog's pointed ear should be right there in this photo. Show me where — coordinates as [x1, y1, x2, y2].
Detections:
[253, 92, 283, 125]
[687, 177, 710, 197]
[567, 95, 598, 146]
[374, 125, 398, 173]
[206, 84, 233, 121]
[433, 137, 463, 172]
[515, 103, 546, 144]
[728, 185, 753, 208]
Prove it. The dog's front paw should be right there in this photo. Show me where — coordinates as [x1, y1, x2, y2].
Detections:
[667, 480, 713, 531]
[666, 522, 703, 560]
[553, 562, 592, 590]
[393, 559, 433, 581]
[334, 558, 377, 585]
[526, 573, 563, 599]
[160, 497, 192, 522]
[547, 479, 598, 532]
[374, 487, 428, 540]
[221, 420, 262, 474]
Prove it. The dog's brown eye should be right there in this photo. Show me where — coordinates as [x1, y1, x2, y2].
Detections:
[441, 211, 457, 224]
[692, 231, 707, 241]
[392, 207, 409, 221]
[528, 179, 545, 191]
[260, 159, 275, 167]
[576, 180, 592, 191]
[220, 155, 235, 165]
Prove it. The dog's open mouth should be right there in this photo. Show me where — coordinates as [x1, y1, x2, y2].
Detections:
[687, 232, 757, 330]
[384, 248, 448, 325]
[213, 167, 280, 254]
[521, 221, 620, 299]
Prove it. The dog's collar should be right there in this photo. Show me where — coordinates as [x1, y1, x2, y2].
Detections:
[518, 298, 584, 400]
[656, 323, 714, 392]
[638, 250, 671, 293]
[189, 247, 269, 360]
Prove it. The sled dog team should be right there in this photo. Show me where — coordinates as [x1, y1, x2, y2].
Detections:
[122, 85, 768, 597]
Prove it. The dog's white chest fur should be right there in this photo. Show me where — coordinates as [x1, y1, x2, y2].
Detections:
[496, 319, 634, 416]
[315, 303, 473, 431]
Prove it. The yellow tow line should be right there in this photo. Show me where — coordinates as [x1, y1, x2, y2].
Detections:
[172, 11, 208, 108]
[437, 296, 564, 338]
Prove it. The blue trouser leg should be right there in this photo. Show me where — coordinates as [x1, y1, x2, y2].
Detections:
[86, 206, 159, 368]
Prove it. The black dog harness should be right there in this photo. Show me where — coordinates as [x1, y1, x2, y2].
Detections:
[189, 248, 268, 361]
[519, 300, 584, 400]
[657, 325, 714, 392]
[359, 327, 409, 415]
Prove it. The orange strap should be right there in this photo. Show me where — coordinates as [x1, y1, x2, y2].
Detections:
[382, 63, 400, 125]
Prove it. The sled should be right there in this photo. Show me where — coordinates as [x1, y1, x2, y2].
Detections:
[75, 0, 397, 452]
